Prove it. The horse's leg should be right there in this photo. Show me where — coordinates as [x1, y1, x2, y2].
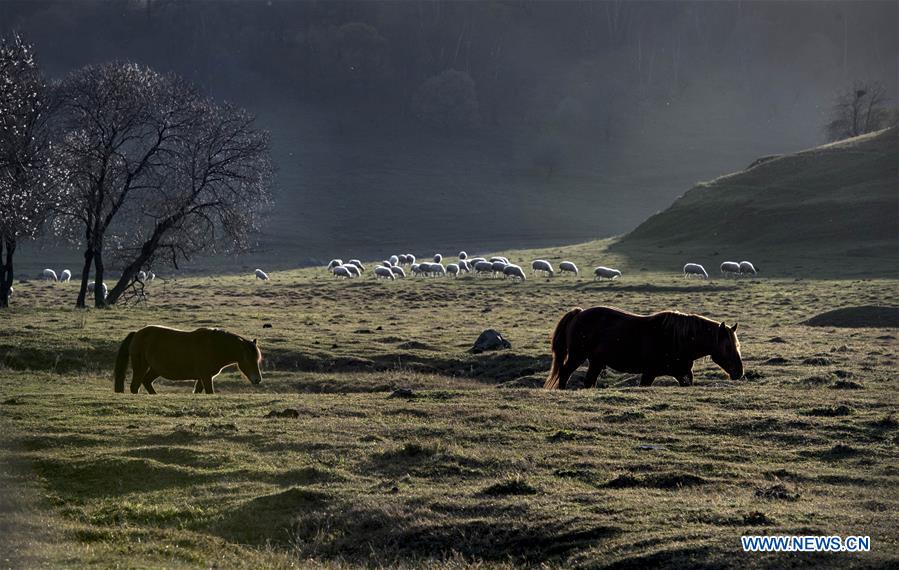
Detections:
[583, 360, 606, 388]
[193, 379, 204, 394]
[130, 354, 147, 394]
[639, 373, 656, 387]
[142, 369, 159, 394]
[201, 376, 215, 394]
[557, 352, 586, 390]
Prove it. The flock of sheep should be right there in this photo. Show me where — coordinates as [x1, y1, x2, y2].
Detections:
[257, 252, 626, 282]
[23, 268, 157, 300]
[683, 260, 758, 279]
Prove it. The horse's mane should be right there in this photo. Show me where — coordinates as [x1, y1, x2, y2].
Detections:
[653, 310, 719, 354]
[201, 328, 262, 362]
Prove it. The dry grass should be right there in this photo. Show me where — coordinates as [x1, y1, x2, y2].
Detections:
[1, 240, 897, 568]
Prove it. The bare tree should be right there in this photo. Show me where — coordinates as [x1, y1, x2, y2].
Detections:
[53, 63, 197, 307]
[825, 81, 896, 142]
[104, 100, 272, 305]
[0, 34, 57, 308]
[53, 62, 273, 307]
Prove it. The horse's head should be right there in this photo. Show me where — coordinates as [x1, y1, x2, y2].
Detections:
[238, 338, 263, 385]
[711, 322, 743, 380]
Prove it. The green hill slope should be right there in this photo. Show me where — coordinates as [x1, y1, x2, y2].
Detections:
[612, 127, 899, 276]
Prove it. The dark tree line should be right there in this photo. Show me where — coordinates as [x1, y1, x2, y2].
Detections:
[0, 35, 272, 308]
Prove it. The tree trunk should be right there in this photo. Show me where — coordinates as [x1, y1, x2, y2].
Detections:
[93, 247, 106, 308]
[76, 248, 93, 308]
[0, 238, 15, 309]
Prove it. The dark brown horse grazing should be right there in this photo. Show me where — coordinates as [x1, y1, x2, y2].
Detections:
[114, 326, 263, 394]
[544, 306, 743, 389]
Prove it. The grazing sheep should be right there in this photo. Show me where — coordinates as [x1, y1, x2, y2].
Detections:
[490, 256, 509, 264]
[389, 255, 399, 266]
[343, 264, 361, 278]
[474, 260, 494, 276]
[446, 263, 460, 276]
[532, 259, 554, 277]
[739, 261, 758, 276]
[683, 263, 708, 279]
[458, 251, 467, 260]
[59, 269, 72, 282]
[433, 254, 442, 263]
[374, 266, 395, 280]
[458, 260, 472, 273]
[720, 261, 741, 278]
[406, 254, 416, 265]
[431, 263, 446, 276]
[348, 259, 365, 271]
[41, 268, 58, 281]
[327, 259, 343, 270]
[381, 260, 393, 268]
[593, 266, 622, 280]
[559, 261, 578, 276]
[87, 281, 108, 298]
[255, 269, 270, 280]
[397, 254, 408, 265]
[491, 260, 508, 277]
[411, 263, 424, 276]
[147, 271, 155, 281]
[137, 270, 147, 281]
[333, 265, 353, 278]
[468, 257, 486, 265]
[7, 286, 12, 298]
[503, 264, 527, 281]
[390, 266, 406, 278]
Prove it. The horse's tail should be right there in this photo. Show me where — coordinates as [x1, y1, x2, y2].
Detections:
[114, 332, 135, 393]
[545, 307, 582, 389]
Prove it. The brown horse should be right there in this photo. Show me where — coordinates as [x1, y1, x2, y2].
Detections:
[544, 306, 743, 389]
[114, 326, 263, 394]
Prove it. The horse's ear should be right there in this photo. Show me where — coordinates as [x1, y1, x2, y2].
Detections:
[252, 338, 257, 345]
[731, 323, 738, 332]
[718, 322, 727, 337]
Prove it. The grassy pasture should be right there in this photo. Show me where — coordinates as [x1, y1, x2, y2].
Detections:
[1, 240, 897, 568]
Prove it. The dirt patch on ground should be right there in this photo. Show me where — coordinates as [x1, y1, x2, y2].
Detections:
[802, 305, 899, 328]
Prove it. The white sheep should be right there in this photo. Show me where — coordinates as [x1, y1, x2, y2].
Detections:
[147, 271, 155, 281]
[406, 254, 416, 265]
[374, 266, 395, 280]
[532, 259, 554, 277]
[397, 254, 408, 265]
[594, 266, 622, 280]
[431, 263, 446, 276]
[411, 263, 423, 276]
[389, 255, 399, 266]
[343, 264, 361, 278]
[390, 266, 406, 278]
[739, 260, 758, 276]
[41, 268, 58, 281]
[333, 265, 353, 279]
[474, 261, 494, 276]
[503, 264, 527, 280]
[348, 259, 365, 271]
[468, 257, 486, 265]
[458, 251, 467, 260]
[433, 253, 442, 263]
[446, 263, 460, 277]
[559, 261, 578, 276]
[458, 260, 472, 273]
[683, 263, 708, 279]
[255, 268, 270, 280]
[137, 270, 147, 281]
[60, 269, 72, 282]
[87, 281, 108, 298]
[491, 260, 508, 277]
[490, 256, 509, 264]
[720, 261, 741, 278]
[327, 259, 343, 270]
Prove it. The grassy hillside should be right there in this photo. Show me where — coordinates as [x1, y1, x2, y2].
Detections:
[1, 241, 897, 568]
[612, 128, 899, 277]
